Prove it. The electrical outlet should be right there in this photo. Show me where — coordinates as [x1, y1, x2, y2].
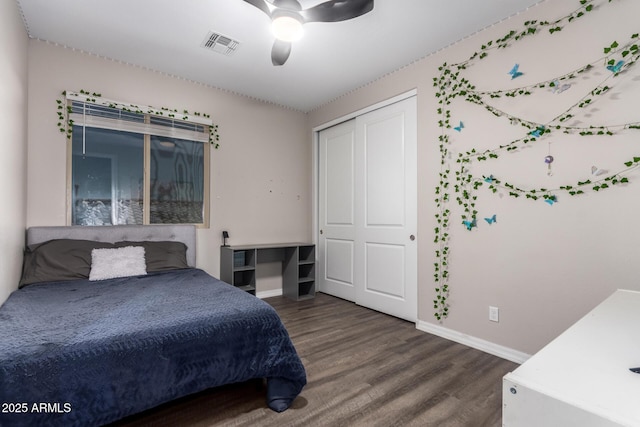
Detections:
[489, 306, 499, 322]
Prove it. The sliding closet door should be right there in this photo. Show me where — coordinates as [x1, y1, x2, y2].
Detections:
[318, 119, 357, 301]
[318, 96, 417, 322]
[354, 97, 417, 321]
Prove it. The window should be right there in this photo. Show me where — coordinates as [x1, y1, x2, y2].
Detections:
[66, 93, 211, 227]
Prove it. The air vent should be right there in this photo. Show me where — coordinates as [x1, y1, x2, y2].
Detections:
[201, 31, 240, 56]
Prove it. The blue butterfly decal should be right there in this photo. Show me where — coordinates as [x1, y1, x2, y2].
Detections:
[508, 64, 523, 79]
[483, 175, 494, 183]
[551, 79, 571, 94]
[462, 218, 477, 230]
[544, 196, 557, 206]
[529, 126, 545, 138]
[454, 121, 464, 132]
[484, 214, 497, 225]
[607, 60, 624, 73]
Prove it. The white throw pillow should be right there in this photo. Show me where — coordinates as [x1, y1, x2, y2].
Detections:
[89, 246, 147, 281]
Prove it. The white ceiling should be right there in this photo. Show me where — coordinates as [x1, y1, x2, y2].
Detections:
[16, 0, 544, 112]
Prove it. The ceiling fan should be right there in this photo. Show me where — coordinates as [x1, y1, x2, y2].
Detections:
[243, 0, 374, 66]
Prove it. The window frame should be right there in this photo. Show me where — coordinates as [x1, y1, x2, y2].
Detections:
[65, 93, 211, 228]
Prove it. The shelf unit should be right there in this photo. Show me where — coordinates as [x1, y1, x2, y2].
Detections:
[220, 243, 315, 300]
[220, 247, 257, 295]
[297, 245, 316, 299]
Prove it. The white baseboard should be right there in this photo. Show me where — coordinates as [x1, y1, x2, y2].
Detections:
[256, 288, 283, 299]
[415, 320, 531, 365]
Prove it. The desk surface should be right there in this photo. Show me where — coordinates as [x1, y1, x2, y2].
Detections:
[222, 243, 314, 250]
[505, 289, 640, 425]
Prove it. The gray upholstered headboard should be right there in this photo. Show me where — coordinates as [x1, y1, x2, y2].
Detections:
[26, 225, 197, 267]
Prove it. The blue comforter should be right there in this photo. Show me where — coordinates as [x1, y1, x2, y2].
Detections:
[0, 269, 306, 426]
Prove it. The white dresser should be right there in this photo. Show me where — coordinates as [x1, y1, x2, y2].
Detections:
[503, 289, 640, 427]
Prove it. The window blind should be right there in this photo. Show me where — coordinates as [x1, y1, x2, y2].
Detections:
[66, 92, 212, 143]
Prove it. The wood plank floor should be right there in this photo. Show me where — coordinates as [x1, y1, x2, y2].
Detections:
[112, 293, 518, 427]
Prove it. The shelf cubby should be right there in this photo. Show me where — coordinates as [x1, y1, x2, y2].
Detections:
[221, 243, 315, 300]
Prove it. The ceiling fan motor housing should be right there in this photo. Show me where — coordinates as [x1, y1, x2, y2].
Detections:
[271, 0, 302, 11]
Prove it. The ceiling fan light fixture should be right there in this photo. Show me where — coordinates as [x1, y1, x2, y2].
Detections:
[271, 15, 304, 42]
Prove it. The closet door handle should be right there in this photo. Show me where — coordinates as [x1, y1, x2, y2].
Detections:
[320, 229, 323, 235]
[410, 234, 415, 241]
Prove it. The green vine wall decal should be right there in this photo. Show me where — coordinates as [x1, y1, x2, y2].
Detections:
[56, 90, 221, 148]
[432, 0, 640, 321]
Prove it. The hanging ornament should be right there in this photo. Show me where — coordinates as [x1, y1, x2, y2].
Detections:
[544, 142, 554, 176]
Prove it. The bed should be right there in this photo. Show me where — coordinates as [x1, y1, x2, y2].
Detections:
[0, 225, 306, 426]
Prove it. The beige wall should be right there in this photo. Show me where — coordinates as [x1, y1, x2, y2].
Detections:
[0, 0, 29, 303]
[309, 0, 640, 355]
[10, 0, 640, 358]
[26, 41, 312, 291]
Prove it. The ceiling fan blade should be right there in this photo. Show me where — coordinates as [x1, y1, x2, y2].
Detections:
[301, 0, 374, 23]
[271, 39, 292, 66]
[242, 0, 271, 17]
